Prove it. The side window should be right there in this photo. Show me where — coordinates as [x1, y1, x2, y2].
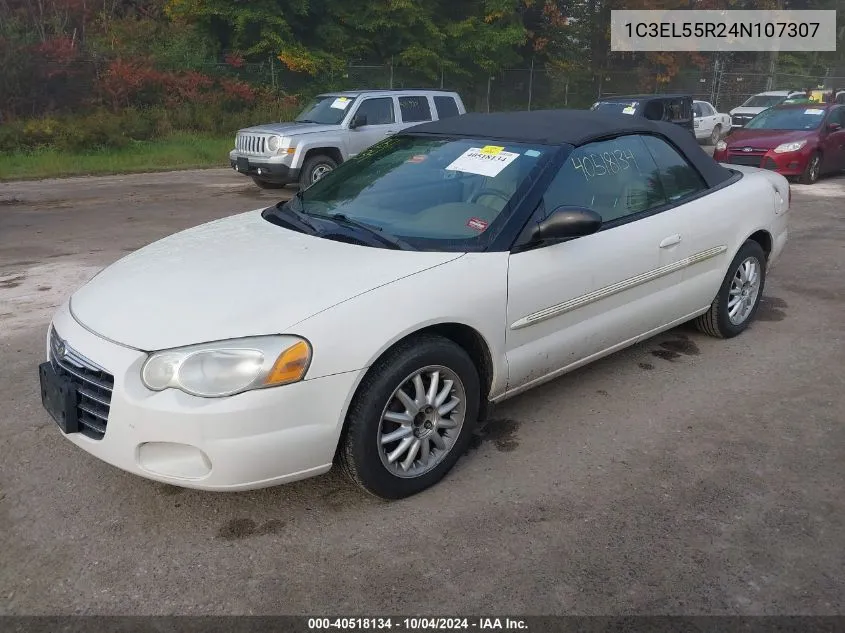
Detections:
[641, 135, 707, 202]
[542, 135, 666, 224]
[828, 107, 845, 126]
[354, 98, 395, 126]
[398, 96, 432, 123]
[692, 103, 703, 118]
[666, 99, 686, 121]
[434, 96, 460, 119]
[701, 103, 714, 116]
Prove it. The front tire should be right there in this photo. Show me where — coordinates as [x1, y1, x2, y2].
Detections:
[694, 240, 767, 338]
[339, 334, 481, 499]
[299, 154, 337, 189]
[799, 152, 821, 184]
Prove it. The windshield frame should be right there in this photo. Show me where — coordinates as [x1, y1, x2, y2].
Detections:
[265, 134, 567, 252]
[744, 106, 828, 131]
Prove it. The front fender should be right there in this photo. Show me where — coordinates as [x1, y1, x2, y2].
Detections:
[291, 252, 511, 398]
[291, 133, 349, 168]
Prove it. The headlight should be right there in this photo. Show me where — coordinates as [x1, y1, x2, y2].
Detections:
[266, 135, 281, 153]
[773, 140, 807, 154]
[715, 140, 727, 151]
[141, 336, 311, 398]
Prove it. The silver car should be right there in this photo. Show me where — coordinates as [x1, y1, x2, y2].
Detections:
[230, 89, 467, 189]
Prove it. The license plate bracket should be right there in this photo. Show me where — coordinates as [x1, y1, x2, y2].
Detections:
[39, 362, 79, 434]
[236, 157, 249, 173]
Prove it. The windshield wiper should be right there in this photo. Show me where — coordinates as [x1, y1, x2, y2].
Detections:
[327, 214, 417, 251]
[265, 193, 320, 234]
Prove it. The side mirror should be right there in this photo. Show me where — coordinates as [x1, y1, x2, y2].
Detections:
[350, 113, 367, 129]
[528, 207, 602, 243]
[827, 122, 842, 132]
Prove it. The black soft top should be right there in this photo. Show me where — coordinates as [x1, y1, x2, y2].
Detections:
[406, 109, 733, 188]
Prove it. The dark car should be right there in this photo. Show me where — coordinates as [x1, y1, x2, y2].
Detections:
[713, 103, 845, 184]
[590, 94, 695, 136]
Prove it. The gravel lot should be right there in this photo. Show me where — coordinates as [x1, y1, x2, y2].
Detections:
[1, 164, 844, 615]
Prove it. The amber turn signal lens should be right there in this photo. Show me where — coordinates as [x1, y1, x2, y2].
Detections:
[265, 341, 311, 385]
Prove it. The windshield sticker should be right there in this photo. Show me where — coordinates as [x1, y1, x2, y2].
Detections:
[445, 147, 519, 177]
[406, 154, 428, 164]
[524, 150, 541, 157]
[467, 217, 489, 232]
[622, 105, 637, 115]
[479, 145, 505, 155]
[571, 149, 639, 180]
[330, 97, 351, 110]
[804, 108, 825, 115]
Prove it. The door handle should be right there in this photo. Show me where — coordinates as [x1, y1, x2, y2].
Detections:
[659, 234, 682, 248]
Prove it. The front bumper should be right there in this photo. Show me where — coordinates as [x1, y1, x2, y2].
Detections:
[713, 148, 812, 177]
[229, 152, 300, 184]
[42, 302, 362, 491]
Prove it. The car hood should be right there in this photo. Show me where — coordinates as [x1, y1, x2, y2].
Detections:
[238, 122, 341, 137]
[725, 128, 816, 149]
[70, 211, 463, 351]
[730, 107, 768, 116]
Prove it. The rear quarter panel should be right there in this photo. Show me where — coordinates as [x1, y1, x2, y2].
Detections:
[681, 167, 787, 308]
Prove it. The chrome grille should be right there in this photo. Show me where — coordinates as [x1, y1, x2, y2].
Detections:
[236, 133, 267, 156]
[50, 328, 113, 440]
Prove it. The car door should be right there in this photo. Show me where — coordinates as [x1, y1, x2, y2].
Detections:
[694, 102, 712, 137]
[397, 95, 434, 131]
[504, 134, 691, 394]
[346, 97, 399, 158]
[703, 103, 720, 135]
[820, 106, 845, 171]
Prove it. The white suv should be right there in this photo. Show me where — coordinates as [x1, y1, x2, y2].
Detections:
[230, 89, 466, 189]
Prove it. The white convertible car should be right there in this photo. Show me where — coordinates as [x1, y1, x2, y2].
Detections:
[39, 110, 789, 499]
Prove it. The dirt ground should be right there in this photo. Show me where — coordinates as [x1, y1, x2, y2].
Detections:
[1, 165, 844, 615]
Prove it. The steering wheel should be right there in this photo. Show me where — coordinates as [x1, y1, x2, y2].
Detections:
[470, 189, 511, 205]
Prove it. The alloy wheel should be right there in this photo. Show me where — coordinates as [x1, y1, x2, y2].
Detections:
[377, 365, 466, 478]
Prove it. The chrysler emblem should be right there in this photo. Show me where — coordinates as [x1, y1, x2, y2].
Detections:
[742, 147, 753, 152]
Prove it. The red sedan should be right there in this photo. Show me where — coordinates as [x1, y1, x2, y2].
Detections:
[713, 103, 845, 184]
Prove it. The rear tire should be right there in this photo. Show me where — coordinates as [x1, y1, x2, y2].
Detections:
[799, 152, 821, 184]
[709, 124, 722, 145]
[694, 240, 767, 339]
[251, 177, 286, 189]
[299, 154, 337, 189]
[339, 334, 480, 499]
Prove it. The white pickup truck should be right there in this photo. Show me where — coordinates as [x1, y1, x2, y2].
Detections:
[693, 100, 732, 144]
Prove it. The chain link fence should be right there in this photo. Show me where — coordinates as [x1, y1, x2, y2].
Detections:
[5, 54, 844, 120]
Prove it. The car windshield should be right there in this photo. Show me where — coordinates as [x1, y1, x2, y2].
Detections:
[295, 95, 353, 125]
[745, 107, 826, 130]
[591, 101, 638, 114]
[274, 136, 553, 251]
[741, 95, 787, 107]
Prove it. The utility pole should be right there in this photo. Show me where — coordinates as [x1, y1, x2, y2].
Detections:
[528, 57, 535, 111]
